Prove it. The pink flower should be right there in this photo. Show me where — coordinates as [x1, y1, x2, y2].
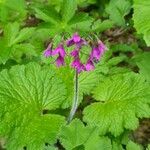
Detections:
[52, 44, 66, 57]
[70, 49, 79, 57]
[85, 59, 95, 71]
[76, 63, 85, 73]
[90, 47, 101, 61]
[66, 33, 87, 48]
[71, 58, 85, 73]
[56, 56, 65, 67]
[43, 43, 52, 57]
[90, 41, 106, 61]
[71, 58, 80, 68]
[73, 33, 81, 42]
[66, 39, 74, 47]
[76, 38, 87, 49]
[43, 33, 106, 73]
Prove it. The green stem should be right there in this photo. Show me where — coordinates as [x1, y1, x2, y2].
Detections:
[67, 70, 79, 123]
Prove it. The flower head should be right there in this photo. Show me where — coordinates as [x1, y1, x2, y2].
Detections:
[56, 55, 65, 67]
[85, 59, 95, 71]
[90, 41, 106, 61]
[43, 33, 106, 73]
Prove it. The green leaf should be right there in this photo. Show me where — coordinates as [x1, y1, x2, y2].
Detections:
[95, 50, 131, 78]
[0, 0, 27, 22]
[106, 0, 131, 26]
[44, 145, 58, 150]
[112, 140, 124, 150]
[4, 22, 35, 46]
[59, 119, 112, 150]
[83, 73, 150, 136]
[68, 13, 93, 31]
[92, 19, 114, 32]
[126, 141, 142, 150]
[12, 27, 35, 44]
[0, 22, 36, 64]
[0, 63, 66, 149]
[34, 6, 60, 24]
[133, 0, 150, 46]
[106, 55, 128, 67]
[135, 52, 150, 82]
[111, 44, 136, 52]
[11, 43, 37, 62]
[61, 0, 77, 23]
[4, 22, 20, 46]
[0, 40, 11, 64]
[79, 70, 99, 95]
[5, 0, 26, 13]
[147, 144, 150, 150]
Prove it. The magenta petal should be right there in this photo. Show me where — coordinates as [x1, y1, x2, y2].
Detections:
[71, 58, 80, 68]
[66, 39, 74, 47]
[91, 47, 101, 60]
[52, 44, 66, 57]
[71, 58, 85, 73]
[59, 45, 66, 57]
[56, 56, 65, 67]
[76, 64, 85, 73]
[85, 60, 95, 71]
[73, 33, 81, 43]
[43, 43, 52, 57]
[70, 50, 79, 57]
[44, 49, 52, 57]
[76, 38, 87, 49]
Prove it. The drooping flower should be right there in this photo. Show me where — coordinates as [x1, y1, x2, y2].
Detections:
[56, 55, 65, 67]
[75, 38, 87, 49]
[52, 44, 66, 57]
[76, 63, 85, 73]
[50, 44, 66, 67]
[71, 58, 85, 73]
[70, 49, 79, 57]
[71, 58, 80, 68]
[90, 47, 101, 61]
[90, 41, 106, 61]
[73, 33, 81, 42]
[43, 43, 52, 57]
[66, 33, 80, 47]
[85, 59, 95, 71]
[66, 33, 87, 48]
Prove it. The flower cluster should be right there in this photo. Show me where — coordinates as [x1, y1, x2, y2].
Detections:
[44, 33, 106, 73]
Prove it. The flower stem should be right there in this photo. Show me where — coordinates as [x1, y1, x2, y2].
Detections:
[67, 70, 79, 123]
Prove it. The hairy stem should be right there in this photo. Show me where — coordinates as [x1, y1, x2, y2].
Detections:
[67, 70, 79, 123]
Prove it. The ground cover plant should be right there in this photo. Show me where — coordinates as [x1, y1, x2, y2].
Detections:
[0, 0, 150, 149]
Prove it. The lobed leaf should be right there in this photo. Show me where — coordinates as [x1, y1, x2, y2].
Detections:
[59, 119, 112, 150]
[0, 63, 66, 149]
[133, 0, 150, 46]
[61, 0, 77, 23]
[106, 0, 131, 26]
[83, 73, 150, 136]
